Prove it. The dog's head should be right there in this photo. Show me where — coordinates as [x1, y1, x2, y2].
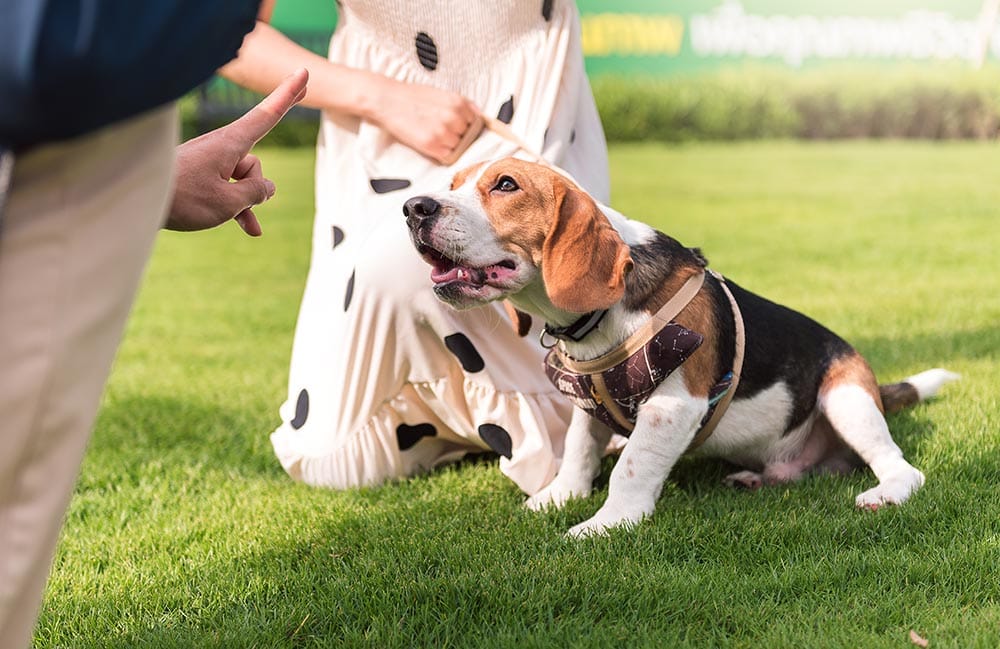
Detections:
[404, 158, 633, 317]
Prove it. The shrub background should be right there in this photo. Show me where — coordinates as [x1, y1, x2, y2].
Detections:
[184, 64, 1000, 145]
[595, 65, 1000, 142]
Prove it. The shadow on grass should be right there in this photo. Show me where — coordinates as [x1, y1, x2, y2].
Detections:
[86, 394, 281, 479]
[853, 323, 999, 371]
[60, 464, 594, 648]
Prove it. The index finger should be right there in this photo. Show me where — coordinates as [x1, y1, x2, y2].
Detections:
[231, 68, 310, 147]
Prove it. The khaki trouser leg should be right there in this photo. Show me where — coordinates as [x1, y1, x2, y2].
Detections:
[0, 105, 177, 649]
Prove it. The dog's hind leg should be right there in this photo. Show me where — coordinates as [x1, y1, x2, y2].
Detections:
[723, 470, 764, 490]
[525, 407, 611, 511]
[724, 414, 840, 490]
[818, 354, 925, 510]
[567, 374, 707, 537]
[761, 413, 839, 484]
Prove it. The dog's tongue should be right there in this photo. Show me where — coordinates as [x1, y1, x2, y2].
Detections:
[431, 263, 483, 285]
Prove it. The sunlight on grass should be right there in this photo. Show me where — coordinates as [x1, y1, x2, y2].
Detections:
[35, 142, 999, 649]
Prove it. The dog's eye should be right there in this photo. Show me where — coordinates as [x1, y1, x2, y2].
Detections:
[493, 176, 519, 193]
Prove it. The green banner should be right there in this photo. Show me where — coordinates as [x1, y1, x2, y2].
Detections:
[577, 1, 997, 75]
[271, 1, 1000, 75]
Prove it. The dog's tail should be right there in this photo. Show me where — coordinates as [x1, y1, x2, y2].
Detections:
[880, 368, 960, 414]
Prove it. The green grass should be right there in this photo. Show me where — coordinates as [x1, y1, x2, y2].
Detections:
[34, 142, 1000, 648]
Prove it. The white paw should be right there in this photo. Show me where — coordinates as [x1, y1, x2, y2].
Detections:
[524, 480, 590, 512]
[855, 467, 925, 510]
[565, 505, 650, 538]
[723, 470, 763, 490]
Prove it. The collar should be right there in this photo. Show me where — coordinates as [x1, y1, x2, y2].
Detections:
[540, 309, 608, 347]
[551, 270, 707, 373]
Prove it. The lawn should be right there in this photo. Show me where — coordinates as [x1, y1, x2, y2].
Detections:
[34, 142, 1000, 648]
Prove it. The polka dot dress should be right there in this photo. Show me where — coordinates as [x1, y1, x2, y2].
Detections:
[270, 0, 609, 495]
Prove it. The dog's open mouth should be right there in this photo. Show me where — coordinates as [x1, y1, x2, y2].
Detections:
[417, 244, 517, 289]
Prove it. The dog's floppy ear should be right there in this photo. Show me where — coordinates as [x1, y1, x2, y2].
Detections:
[542, 181, 633, 313]
[502, 301, 532, 337]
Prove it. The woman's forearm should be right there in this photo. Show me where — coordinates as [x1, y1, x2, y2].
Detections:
[219, 21, 384, 121]
[221, 18, 482, 163]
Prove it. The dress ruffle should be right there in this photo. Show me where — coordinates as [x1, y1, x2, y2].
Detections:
[272, 376, 570, 495]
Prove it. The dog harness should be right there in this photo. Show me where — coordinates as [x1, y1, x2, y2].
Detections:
[543, 270, 745, 450]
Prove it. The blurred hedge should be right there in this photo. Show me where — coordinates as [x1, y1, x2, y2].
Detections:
[592, 64, 1000, 142]
[183, 64, 1000, 145]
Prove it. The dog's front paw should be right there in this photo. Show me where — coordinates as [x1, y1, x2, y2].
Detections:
[565, 504, 651, 538]
[524, 479, 590, 511]
[855, 466, 925, 511]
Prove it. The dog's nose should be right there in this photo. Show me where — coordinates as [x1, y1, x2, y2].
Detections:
[403, 196, 441, 221]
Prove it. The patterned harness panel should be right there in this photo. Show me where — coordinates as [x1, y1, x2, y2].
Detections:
[544, 322, 734, 438]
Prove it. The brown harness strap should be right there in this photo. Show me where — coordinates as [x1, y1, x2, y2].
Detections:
[687, 271, 745, 451]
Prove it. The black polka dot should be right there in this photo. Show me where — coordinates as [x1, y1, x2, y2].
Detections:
[497, 96, 515, 124]
[415, 32, 438, 70]
[542, 0, 553, 21]
[344, 270, 355, 311]
[332, 226, 345, 249]
[478, 424, 513, 459]
[570, 129, 576, 144]
[444, 333, 485, 373]
[397, 423, 438, 451]
[370, 178, 412, 194]
[290, 389, 309, 429]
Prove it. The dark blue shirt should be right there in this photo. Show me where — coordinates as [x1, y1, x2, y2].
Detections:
[0, 1, 260, 150]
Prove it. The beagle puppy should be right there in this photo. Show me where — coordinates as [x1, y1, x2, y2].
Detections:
[403, 157, 957, 537]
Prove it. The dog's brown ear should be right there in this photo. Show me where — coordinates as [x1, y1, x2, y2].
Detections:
[542, 182, 633, 313]
[502, 301, 532, 337]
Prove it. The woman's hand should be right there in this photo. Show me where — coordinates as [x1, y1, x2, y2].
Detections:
[364, 76, 481, 164]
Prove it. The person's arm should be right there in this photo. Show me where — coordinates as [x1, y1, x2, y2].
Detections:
[165, 68, 308, 235]
[219, 15, 480, 163]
